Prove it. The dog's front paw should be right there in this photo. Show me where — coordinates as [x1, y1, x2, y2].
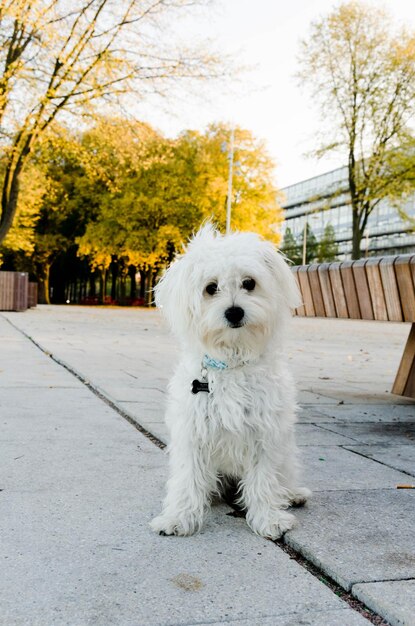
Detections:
[288, 486, 312, 507]
[150, 512, 203, 537]
[247, 510, 297, 540]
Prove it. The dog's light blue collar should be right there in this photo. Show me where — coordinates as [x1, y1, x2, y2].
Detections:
[202, 354, 228, 370]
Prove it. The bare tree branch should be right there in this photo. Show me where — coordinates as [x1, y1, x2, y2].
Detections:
[0, 0, 226, 245]
[298, 1, 415, 258]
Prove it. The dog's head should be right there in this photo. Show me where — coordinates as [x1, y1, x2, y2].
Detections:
[155, 224, 300, 359]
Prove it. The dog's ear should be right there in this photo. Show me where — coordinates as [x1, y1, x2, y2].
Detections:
[262, 243, 302, 310]
[154, 255, 195, 335]
[155, 224, 219, 335]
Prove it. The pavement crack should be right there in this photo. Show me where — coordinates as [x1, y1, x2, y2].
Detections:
[341, 445, 415, 478]
[121, 369, 139, 379]
[274, 540, 390, 626]
[169, 606, 370, 626]
[352, 576, 415, 585]
[312, 422, 364, 443]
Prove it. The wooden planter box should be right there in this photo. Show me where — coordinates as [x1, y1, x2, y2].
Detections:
[28, 282, 38, 308]
[0, 271, 29, 311]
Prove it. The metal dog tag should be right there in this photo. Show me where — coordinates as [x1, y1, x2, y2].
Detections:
[191, 379, 209, 394]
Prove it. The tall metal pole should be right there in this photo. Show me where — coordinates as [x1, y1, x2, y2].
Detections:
[226, 126, 234, 235]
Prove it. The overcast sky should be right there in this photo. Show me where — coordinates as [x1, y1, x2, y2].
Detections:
[136, 0, 415, 189]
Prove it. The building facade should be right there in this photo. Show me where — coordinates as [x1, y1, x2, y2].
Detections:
[281, 166, 415, 259]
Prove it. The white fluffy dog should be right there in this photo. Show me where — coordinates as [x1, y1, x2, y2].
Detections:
[150, 224, 310, 539]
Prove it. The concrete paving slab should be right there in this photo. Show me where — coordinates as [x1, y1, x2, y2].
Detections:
[6, 308, 411, 398]
[297, 406, 338, 423]
[289, 317, 409, 393]
[306, 387, 413, 405]
[2, 401, 165, 495]
[317, 422, 415, 445]
[3, 308, 415, 626]
[118, 401, 168, 442]
[295, 423, 358, 446]
[301, 446, 410, 491]
[103, 384, 166, 403]
[1, 488, 365, 626]
[314, 404, 415, 423]
[0, 386, 139, 446]
[2, 308, 174, 395]
[196, 608, 372, 625]
[0, 322, 29, 343]
[344, 444, 415, 478]
[118, 400, 166, 418]
[352, 580, 415, 626]
[0, 346, 83, 389]
[0, 386, 105, 421]
[297, 390, 340, 405]
[286, 489, 415, 590]
[1, 314, 366, 626]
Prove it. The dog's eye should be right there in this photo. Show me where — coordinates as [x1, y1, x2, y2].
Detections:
[242, 278, 256, 291]
[205, 282, 218, 296]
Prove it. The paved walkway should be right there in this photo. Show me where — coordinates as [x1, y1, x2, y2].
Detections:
[1, 306, 414, 626]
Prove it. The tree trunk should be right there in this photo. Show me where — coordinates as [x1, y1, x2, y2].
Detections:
[120, 273, 126, 305]
[0, 162, 22, 245]
[152, 269, 158, 305]
[38, 264, 51, 304]
[139, 270, 146, 299]
[145, 268, 153, 307]
[348, 144, 362, 260]
[351, 227, 363, 259]
[0, 132, 33, 245]
[129, 266, 137, 300]
[89, 274, 96, 298]
[82, 280, 87, 301]
[98, 270, 105, 304]
[110, 260, 118, 301]
[351, 206, 363, 260]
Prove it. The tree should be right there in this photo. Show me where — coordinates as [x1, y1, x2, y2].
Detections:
[171, 124, 283, 242]
[317, 223, 339, 262]
[0, 161, 47, 263]
[0, 0, 223, 247]
[77, 120, 284, 304]
[299, 222, 318, 265]
[31, 128, 101, 303]
[280, 227, 302, 265]
[76, 119, 186, 304]
[298, 1, 415, 258]
[2, 114, 282, 304]
[5, 125, 99, 303]
[200, 124, 283, 241]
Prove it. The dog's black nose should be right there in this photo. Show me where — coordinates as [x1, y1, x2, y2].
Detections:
[225, 306, 245, 326]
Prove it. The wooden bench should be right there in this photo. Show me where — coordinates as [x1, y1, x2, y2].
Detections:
[291, 255, 415, 400]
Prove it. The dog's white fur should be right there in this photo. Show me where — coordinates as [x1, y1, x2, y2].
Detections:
[150, 224, 310, 539]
